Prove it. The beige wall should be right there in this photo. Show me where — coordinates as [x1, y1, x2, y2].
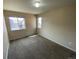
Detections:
[3, 17, 9, 59]
[38, 5, 76, 52]
[4, 10, 36, 40]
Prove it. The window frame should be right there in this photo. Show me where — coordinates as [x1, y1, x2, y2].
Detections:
[9, 16, 26, 31]
[37, 17, 42, 28]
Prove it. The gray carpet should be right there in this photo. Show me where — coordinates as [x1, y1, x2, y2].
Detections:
[8, 35, 76, 59]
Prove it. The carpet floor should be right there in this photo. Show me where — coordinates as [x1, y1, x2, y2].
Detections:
[8, 35, 76, 59]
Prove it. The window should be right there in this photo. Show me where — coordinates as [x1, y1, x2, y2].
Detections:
[9, 17, 26, 31]
[38, 17, 42, 28]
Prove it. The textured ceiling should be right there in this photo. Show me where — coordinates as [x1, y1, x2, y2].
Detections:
[3, 0, 75, 14]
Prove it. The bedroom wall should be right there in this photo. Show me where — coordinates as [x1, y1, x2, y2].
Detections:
[4, 10, 36, 40]
[38, 5, 76, 52]
[3, 17, 9, 59]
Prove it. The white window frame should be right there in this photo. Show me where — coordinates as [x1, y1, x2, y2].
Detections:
[9, 17, 26, 31]
[37, 17, 42, 28]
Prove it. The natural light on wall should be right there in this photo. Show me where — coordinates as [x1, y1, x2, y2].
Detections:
[38, 17, 42, 28]
[9, 17, 26, 31]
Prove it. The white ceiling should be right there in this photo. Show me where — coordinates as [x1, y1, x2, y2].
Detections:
[3, 0, 75, 14]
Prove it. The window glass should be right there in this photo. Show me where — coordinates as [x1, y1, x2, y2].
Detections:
[9, 17, 26, 31]
[38, 17, 42, 28]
